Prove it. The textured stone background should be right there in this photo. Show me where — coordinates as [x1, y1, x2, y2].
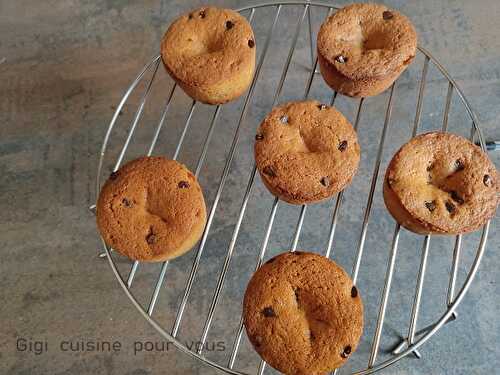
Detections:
[1, 1, 499, 374]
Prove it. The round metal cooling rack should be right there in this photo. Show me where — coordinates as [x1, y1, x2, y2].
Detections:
[91, 2, 492, 374]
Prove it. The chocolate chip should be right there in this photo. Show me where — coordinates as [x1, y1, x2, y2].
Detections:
[335, 55, 347, 64]
[252, 335, 262, 347]
[341, 345, 352, 358]
[146, 233, 156, 245]
[226, 20, 234, 29]
[109, 171, 118, 180]
[255, 134, 264, 141]
[199, 10, 206, 18]
[445, 201, 456, 213]
[262, 307, 276, 318]
[263, 166, 276, 177]
[484, 174, 492, 187]
[450, 191, 464, 204]
[351, 286, 358, 298]
[122, 198, 132, 207]
[248, 39, 255, 48]
[178, 181, 190, 189]
[318, 104, 327, 110]
[320, 176, 330, 187]
[279, 115, 288, 124]
[310, 331, 316, 340]
[338, 140, 348, 152]
[403, 55, 415, 65]
[455, 159, 465, 172]
[425, 201, 436, 212]
[188, 13, 193, 19]
[382, 11, 393, 20]
[426, 163, 434, 172]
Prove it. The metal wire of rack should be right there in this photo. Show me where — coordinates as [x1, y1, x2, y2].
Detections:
[91, 2, 492, 374]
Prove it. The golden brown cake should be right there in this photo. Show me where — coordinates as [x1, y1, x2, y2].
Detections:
[254, 100, 360, 204]
[317, 3, 417, 97]
[96, 156, 207, 261]
[243, 251, 364, 375]
[384, 132, 498, 234]
[161, 6, 256, 104]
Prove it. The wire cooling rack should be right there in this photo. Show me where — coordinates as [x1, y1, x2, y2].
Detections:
[91, 2, 492, 374]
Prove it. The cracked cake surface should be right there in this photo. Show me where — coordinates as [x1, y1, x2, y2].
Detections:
[383, 132, 498, 234]
[96, 156, 207, 261]
[317, 3, 417, 97]
[243, 251, 364, 375]
[254, 100, 360, 205]
[161, 6, 256, 104]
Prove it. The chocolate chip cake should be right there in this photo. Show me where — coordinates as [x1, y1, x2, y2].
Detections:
[161, 6, 256, 104]
[254, 100, 360, 205]
[96, 156, 207, 261]
[243, 251, 364, 375]
[384, 132, 498, 234]
[317, 3, 417, 97]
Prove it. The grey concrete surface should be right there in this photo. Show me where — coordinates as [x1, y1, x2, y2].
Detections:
[1, 1, 499, 374]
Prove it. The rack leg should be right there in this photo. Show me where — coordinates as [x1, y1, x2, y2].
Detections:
[391, 311, 458, 355]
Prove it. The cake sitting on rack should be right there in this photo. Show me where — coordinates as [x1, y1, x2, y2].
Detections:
[243, 251, 364, 375]
[161, 6, 256, 105]
[96, 157, 207, 261]
[317, 3, 417, 97]
[384, 132, 499, 234]
[254, 100, 360, 205]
